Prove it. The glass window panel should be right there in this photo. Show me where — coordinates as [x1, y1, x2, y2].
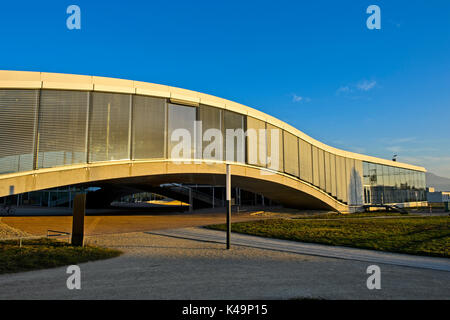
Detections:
[409, 170, 414, 189]
[346, 158, 355, 204]
[312, 146, 319, 187]
[0, 89, 37, 174]
[324, 151, 331, 194]
[224, 110, 245, 163]
[387, 166, 394, 187]
[363, 162, 370, 186]
[330, 153, 337, 197]
[246, 116, 266, 167]
[318, 149, 325, 190]
[37, 90, 88, 169]
[415, 171, 420, 190]
[337, 156, 347, 203]
[168, 103, 196, 160]
[266, 123, 283, 171]
[132, 95, 166, 159]
[283, 131, 299, 177]
[394, 167, 400, 188]
[421, 172, 426, 189]
[89, 92, 131, 162]
[299, 139, 312, 184]
[401, 168, 407, 189]
[199, 105, 223, 162]
[353, 160, 363, 205]
[376, 164, 384, 186]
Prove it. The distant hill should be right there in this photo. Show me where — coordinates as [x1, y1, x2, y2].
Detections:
[426, 172, 450, 191]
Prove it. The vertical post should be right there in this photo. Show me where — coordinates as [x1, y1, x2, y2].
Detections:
[226, 164, 231, 249]
[71, 193, 86, 247]
[189, 187, 193, 213]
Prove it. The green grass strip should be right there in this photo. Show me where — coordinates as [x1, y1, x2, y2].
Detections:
[206, 216, 449, 258]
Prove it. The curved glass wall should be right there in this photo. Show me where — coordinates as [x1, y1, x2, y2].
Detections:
[0, 88, 427, 206]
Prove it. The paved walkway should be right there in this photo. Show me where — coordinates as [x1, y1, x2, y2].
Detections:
[150, 228, 450, 272]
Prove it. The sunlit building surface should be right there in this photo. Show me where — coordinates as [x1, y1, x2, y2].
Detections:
[0, 71, 427, 212]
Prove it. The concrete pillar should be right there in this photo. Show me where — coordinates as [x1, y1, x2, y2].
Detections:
[71, 193, 86, 247]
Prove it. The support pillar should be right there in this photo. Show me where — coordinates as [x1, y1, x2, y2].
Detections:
[226, 164, 231, 249]
[71, 193, 86, 247]
[189, 187, 193, 213]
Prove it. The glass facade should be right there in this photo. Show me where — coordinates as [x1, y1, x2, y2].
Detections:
[0, 88, 427, 207]
[362, 161, 426, 204]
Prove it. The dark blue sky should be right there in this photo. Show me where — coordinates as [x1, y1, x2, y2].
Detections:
[1, 1, 449, 176]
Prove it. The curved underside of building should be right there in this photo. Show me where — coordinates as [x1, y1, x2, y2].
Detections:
[0, 71, 427, 212]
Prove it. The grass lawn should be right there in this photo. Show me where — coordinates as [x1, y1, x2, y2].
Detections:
[0, 238, 122, 274]
[206, 216, 449, 258]
[290, 211, 406, 219]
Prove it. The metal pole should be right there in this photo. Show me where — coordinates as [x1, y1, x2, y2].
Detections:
[226, 164, 231, 249]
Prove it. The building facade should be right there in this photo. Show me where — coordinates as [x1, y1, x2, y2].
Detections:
[0, 71, 427, 211]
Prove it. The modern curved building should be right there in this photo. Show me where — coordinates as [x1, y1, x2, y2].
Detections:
[0, 71, 427, 212]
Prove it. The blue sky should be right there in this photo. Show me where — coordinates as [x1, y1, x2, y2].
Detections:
[1, 1, 449, 177]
